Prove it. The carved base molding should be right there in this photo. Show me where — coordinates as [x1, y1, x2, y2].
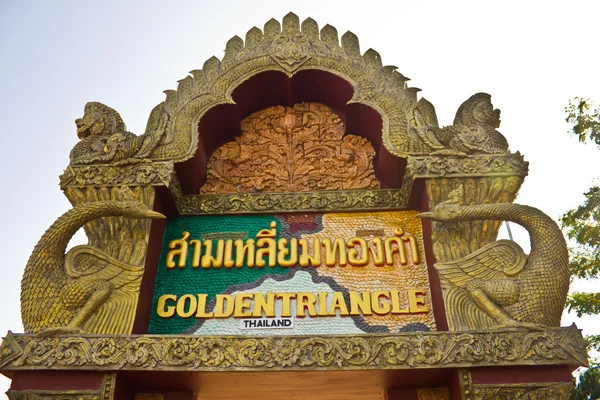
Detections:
[472, 382, 573, 400]
[0, 326, 586, 372]
[457, 369, 572, 400]
[6, 390, 101, 400]
[407, 152, 528, 179]
[175, 186, 411, 214]
[60, 162, 174, 189]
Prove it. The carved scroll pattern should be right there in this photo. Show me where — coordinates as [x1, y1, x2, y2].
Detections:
[473, 383, 572, 400]
[0, 327, 587, 371]
[200, 102, 380, 194]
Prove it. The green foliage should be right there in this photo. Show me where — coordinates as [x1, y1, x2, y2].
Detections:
[587, 335, 600, 352]
[565, 98, 600, 146]
[567, 292, 600, 318]
[561, 187, 600, 280]
[569, 364, 600, 400]
[563, 98, 600, 398]
[561, 98, 600, 311]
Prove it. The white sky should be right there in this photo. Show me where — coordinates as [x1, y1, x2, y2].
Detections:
[1, 0, 599, 393]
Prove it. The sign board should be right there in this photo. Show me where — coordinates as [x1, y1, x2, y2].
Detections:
[149, 211, 434, 335]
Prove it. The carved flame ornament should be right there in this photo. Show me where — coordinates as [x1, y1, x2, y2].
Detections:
[200, 102, 379, 194]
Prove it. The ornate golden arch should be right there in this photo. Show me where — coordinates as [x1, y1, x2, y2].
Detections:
[56, 13, 532, 336]
[142, 12, 428, 163]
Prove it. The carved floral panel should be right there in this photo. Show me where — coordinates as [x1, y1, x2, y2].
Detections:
[200, 102, 379, 194]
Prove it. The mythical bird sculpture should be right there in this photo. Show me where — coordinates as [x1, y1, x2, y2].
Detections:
[417, 186, 570, 330]
[20, 198, 164, 335]
[410, 93, 509, 155]
[69, 102, 167, 165]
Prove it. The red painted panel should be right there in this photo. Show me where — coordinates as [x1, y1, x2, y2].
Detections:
[10, 371, 104, 391]
[471, 366, 573, 384]
[419, 182, 448, 331]
[132, 193, 168, 334]
[388, 387, 418, 400]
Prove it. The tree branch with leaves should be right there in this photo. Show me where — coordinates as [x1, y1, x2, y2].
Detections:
[562, 97, 600, 398]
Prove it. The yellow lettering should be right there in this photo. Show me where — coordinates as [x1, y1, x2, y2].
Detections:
[408, 290, 428, 313]
[403, 235, 421, 264]
[323, 238, 347, 267]
[256, 238, 276, 268]
[223, 239, 234, 268]
[347, 238, 368, 267]
[166, 231, 190, 269]
[234, 293, 253, 317]
[390, 290, 409, 314]
[234, 239, 255, 268]
[195, 294, 214, 318]
[371, 291, 391, 315]
[256, 221, 277, 238]
[214, 294, 234, 318]
[253, 292, 276, 317]
[349, 291, 372, 316]
[296, 292, 317, 317]
[277, 238, 298, 267]
[277, 293, 295, 317]
[299, 238, 321, 267]
[190, 239, 202, 268]
[201, 240, 225, 268]
[317, 291, 329, 316]
[369, 237, 386, 266]
[329, 292, 349, 316]
[176, 294, 197, 318]
[384, 229, 407, 265]
[156, 294, 177, 318]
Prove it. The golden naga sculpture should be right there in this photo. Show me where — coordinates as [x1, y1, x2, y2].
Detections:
[417, 186, 569, 330]
[200, 102, 379, 194]
[69, 102, 167, 165]
[409, 93, 509, 155]
[20, 197, 164, 335]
